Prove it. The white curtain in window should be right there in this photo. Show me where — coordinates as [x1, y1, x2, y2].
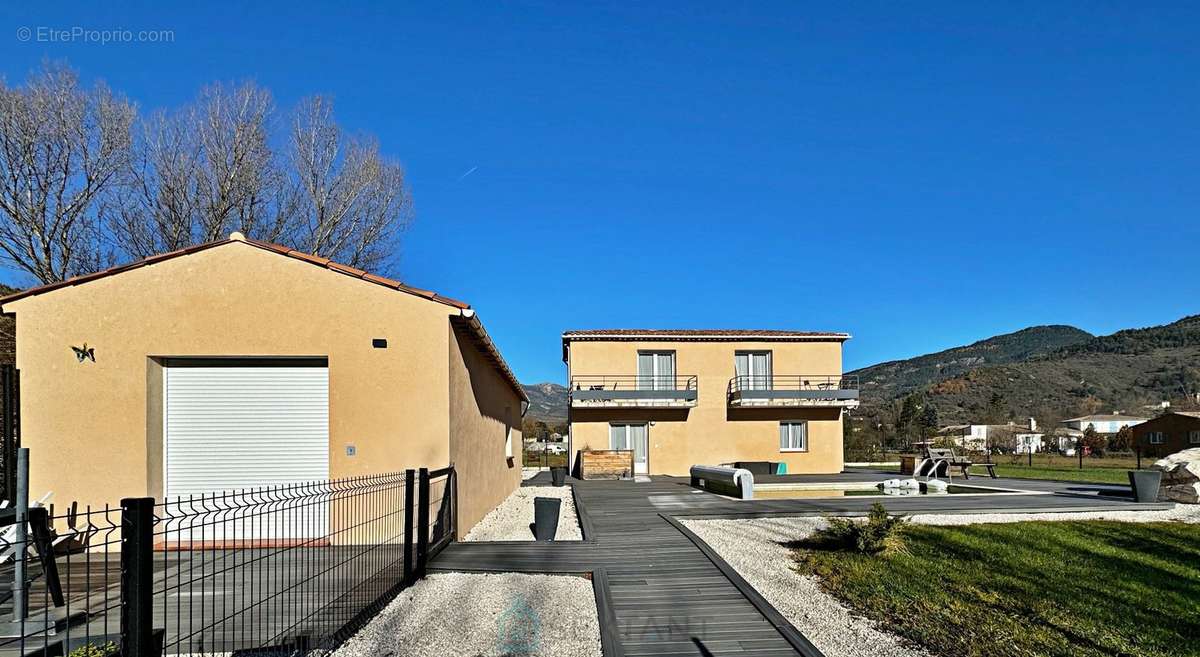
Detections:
[610, 424, 628, 450]
[780, 422, 807, 450]
[752, 352, 771, 389]
[656, 353, 674, 390]
[736, 352, 772, 390]
[629, 423, 647, 462]
[638, 352, 675, 390]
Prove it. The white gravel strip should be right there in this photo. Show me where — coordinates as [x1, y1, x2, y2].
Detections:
[334, 572, 601, 657]
[681, 504, 1200, 657]
[464, 486, 583, 541]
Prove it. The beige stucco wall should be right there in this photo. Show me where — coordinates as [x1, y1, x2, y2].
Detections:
[3, 242, 458, 511]
[567, 339, 846, 475]
[448, 325, 522, 534]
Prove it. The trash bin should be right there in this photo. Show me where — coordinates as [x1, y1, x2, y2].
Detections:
[551, 466, 567, 487]
[1128, 470, 1162, 503]
[534, 497, 561, 541]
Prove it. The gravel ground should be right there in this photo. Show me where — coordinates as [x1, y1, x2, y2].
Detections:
[334, 572, 601, 657]
[464, 486, 583, 541]
[681, 505, 1200, 657]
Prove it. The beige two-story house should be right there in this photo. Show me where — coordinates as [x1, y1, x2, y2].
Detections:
[563, 329, 857, 476]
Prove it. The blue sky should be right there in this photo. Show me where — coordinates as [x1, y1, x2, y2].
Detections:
[2, 2, 1198, 383]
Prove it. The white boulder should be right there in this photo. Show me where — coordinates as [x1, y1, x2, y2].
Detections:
[1153, 448, 1200, 504]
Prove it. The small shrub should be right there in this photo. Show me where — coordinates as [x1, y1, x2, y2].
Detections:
[807, 502, 907, 554]
[68, 642, 117, 657]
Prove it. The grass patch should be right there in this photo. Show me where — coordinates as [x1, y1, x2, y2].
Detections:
[793, 520, 1200, 657]
[989, 464, 1130, 485]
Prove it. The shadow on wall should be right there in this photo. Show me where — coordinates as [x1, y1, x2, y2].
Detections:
[451, 324, 513, 432]
[571, 408, 690, 423]
[725, 407, 841, 422]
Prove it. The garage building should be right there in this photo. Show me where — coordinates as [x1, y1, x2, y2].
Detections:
[0, 232, 526, 534]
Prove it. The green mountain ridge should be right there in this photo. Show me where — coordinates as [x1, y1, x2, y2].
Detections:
[849, 325, 1094, 400]
[855, 314, 1200, 426]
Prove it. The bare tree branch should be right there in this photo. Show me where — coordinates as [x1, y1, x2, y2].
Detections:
[108, 81, 286, 259]
[286, 96, 412, 271]
[1, 65, 412, 283]
[0, 63, 133, 283]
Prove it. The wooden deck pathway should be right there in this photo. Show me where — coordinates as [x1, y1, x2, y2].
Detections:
[431, 472, 1168, 657]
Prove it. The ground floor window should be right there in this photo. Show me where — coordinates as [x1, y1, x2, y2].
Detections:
[610, 424, 647, 459]
[779, 421, 808, 452]
[1190, 430, 1200, 445]
[1148, 432, 1165, 445]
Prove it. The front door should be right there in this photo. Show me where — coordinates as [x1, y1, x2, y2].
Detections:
[610, 423, 648, 475]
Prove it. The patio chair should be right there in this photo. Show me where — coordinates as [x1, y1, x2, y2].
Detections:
[917, 447, 996, 480]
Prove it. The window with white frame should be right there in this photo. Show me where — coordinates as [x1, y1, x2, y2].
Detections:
[1190, 430, 1200, 445]
[637, 351, 676, 390]
[735, 351, 773, 390]
[779, 421, 808, 452]
[1148, 431, 1165, 445]
[505, 406, 514, 458]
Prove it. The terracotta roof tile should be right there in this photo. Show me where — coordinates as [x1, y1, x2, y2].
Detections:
[0, 235, 523, 401]
[362, 273, 403, 289]
[0, 236, 472, 313]
[562, 328, 850, 339]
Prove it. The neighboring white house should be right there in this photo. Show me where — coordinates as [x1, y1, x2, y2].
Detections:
[1061, 414, 1147, 434]
[938, 418, 1045, 452]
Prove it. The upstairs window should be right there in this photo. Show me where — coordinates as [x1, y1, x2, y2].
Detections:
[780, 421, 808, 452]
[735, 351, 773, 390]
[637, 351, 676, 390]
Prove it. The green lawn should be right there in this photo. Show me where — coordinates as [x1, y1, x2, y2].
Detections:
[988, 463, 1131, 485]
[522, 450, 567, 468]
[794, 520, 1200, 657]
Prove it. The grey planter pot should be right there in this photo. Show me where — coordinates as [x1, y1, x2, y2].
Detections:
[551, 466, 567, 486]
[533, 496, 561, 541]
[1128, 470, 1162, 503]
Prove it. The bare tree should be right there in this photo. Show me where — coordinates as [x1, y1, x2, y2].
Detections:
[109, 81, 291, 258]
[0, 64, 134, 283]
[286, 96, 412, 271]
[1, 63, 413, 283]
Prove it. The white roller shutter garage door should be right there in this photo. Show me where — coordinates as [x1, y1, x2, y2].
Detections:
[164, 365, 330, 497]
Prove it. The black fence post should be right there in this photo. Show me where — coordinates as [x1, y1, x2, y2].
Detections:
[1136, 445, 1142, 470]
[2, 366, 18, 502]
[121, 497, 155, 657]
[416, 468, 430, 578]
[403, 469, 415, 583]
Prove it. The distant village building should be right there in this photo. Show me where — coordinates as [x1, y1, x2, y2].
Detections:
[938, 418, 1045, 452]
[1131, 411, 1200, 458]
[1061, 413, 1147, 434]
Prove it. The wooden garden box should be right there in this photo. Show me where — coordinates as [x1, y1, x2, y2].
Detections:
[580, 449, 634, 480]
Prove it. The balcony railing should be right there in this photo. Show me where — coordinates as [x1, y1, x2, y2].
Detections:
[727, 374, 859, 408]
[569, 375, 699, 408]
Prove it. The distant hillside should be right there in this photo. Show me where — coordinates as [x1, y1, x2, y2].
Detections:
[522, 382, 567, 424]
[849, 325, 1094, 401]
[854, 315, 1200, 425]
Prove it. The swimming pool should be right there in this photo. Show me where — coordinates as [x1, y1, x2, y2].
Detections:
[750, 482, 1025, 499]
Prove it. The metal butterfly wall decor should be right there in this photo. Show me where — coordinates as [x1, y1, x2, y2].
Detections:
[71, 343, 96, 363]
